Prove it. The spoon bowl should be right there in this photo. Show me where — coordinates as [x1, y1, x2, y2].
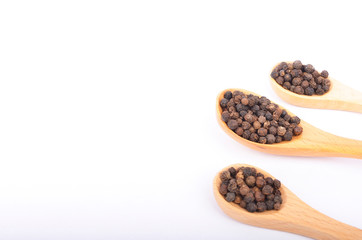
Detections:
[270, 62, 362, 113]
[213, 164, 362, 240]
[216, 89, 362, 159]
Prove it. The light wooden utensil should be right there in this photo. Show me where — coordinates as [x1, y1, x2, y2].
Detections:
[213, 164, 362, 240]
[216, 89, 362, 159]
[270, 62, 362, 113]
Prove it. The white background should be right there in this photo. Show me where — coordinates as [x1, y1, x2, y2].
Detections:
[0, 1, 361, 239]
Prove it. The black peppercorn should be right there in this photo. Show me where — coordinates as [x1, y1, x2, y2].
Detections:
[266, 134, 276, 144]
[257, 128, 268, 137]
[219, 182, 228, 195]
[224, 91, 232, 100]
[255, 191, 265, 202]
[293, 60, 303, 69]
[225, 192, 236, 202]
[257, 202, 267, 212]
[221, 111, 230, 122]
[321, 70, 328, 78]
[239, 185, 250, 196]
[246, 202, 257, 212]
[220, 98, 228, 108]
[245, 176, 256, 187]
[273, 179, 281, 189]
[266, 200, 274, 210]
[227, 119, 238, 130]
[262, 185, 274, 195]
[283, 131, 293, 141]
[265, 177, 273, 185]
[244, 192, 255, 203]
[220, 170, 231, 182]
[256, 177, 266, 188]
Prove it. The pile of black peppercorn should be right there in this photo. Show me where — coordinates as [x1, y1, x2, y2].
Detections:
[271, 60, 331, 96]
[220, 90, 303, 144]
[219, 166, 282, 212]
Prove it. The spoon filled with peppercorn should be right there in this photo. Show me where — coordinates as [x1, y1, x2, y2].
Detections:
[214, 164, 362, 240]
[217, 89, 362, 159]
[270, 61, 362, 113]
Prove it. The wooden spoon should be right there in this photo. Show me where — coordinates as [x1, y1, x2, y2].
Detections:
[216, 89, 362, 159]
[213, 164, 362, 240]
[270, 62, 362, 113]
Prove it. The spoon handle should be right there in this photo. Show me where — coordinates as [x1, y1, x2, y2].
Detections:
[283, 201, 362, 240]
[329, 80, 362, 113]
[325, 135, 362, 159]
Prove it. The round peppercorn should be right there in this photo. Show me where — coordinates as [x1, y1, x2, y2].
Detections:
[235, 171, 244, 180]
[235, 127, 244, 136]
[292, 77, 302, 86]
[225, 192, 236, 202]
[293, 126, 303, 136]
[265, 177, 273, 185]
[275, 136, 282, 143]
[266, 134, 276, 144]
[239, 185, 250, 196]
[219, 182, 228, 195]
[241, 121, 251, 130]
[304, 87, 314, 96]
[262, 185, 274, 195]
[249, 133, 259, 142]
[256, 177, 266, 188]
[228, 167, 237, 178]
[277, 126, 287, 136]
[234, 195, 241, 204]
[224, 91, 232, 100]
[321, 70, 328, 78]
[273, 179, 281, 189]
[266, 200, 274, 210]
[240, 200, 246, 208]
[236, 178, 245, 187]
[283, 131, 293, 141]
[257, 202, 267, 212]
[258, 137, 267, 144]
[244, 192, 255, 203]
[220, 170, 231, 182]
[290, 116, 300, 124]
[241, 97, 249, 106]
[301, 80, 309, 89]
[245, 176, 256, 187]
[257, 128, 268, 137]
[255, 191, 265, 202]
[293, 60, 303, 69]
[274, 202, 281, 210]
[246, 202, 257, 213]
[305, 64, 314, 73]
[227, 119, 238, 130]
[221, 111, 230, 122]
[274, 195, 282, 204]
[220, 98, 228, 108]
[284, 74, 292, 82]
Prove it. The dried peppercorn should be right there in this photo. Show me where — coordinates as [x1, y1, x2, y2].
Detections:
[220, 170, 231, 182]
[219, 166, 283, 213]
[224, 91, 232, 100]
[257, 202, 267, 212]
[225, 192, 236, 202]
[245, 176, 256, 187]
[219, 182, 228, 195]
[228, 179, 238, 193]
[272, 60, 331, 96]
[227, 119, 238, 130]
[262, 185, 274, 195]
[246, 202, 257, 212]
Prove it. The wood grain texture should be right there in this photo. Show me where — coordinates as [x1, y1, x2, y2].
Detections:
[217, 88, 362, 159]
[213, 164, 362, 240]
[270, 62, 362, 113]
